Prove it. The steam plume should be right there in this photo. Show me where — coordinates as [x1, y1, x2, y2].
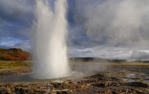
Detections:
[68, 0, 149, 59]
[69, 0, 149, 48]
[31, 0, 70, 79]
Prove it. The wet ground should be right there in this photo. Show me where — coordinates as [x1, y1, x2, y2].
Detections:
[0, 62, 149, 94]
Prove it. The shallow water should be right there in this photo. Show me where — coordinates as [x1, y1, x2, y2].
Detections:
[0, 71, 84, 82]
[143, 80, 149, 83]
[0, 63, 149, 84]
[126, 80, 137, 83]
[127, 73, 136, 78]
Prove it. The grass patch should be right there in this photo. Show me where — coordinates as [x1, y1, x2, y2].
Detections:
[0, 61, 32, 69]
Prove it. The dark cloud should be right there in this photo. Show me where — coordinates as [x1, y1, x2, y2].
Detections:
[0, 0, 35, 51]
[0, 0, 34, 21]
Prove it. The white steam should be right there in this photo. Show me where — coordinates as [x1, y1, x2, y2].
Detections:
[68, 0, 149, 59]
[31, 0, 70, 79]
[69, 0, 149, 47]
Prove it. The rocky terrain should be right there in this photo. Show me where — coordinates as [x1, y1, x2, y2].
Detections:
[0, 64, 149, 94]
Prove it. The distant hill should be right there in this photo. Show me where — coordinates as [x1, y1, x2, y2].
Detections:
[69, 57, 126, 62]
[0, 48, 31, 61]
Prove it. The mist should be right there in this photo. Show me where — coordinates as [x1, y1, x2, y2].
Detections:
[67, 0, 149, 60]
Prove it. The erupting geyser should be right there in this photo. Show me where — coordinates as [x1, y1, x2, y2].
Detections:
[31, 0, 70, 79]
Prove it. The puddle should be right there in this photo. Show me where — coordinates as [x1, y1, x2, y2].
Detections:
[43, 83, 53, 87]
[140, 73, 146, 75]
[126, 80, 137, 83]
[41, 89, 51, 92]
[127, 73, 136, 78]
[62, 89, 70, 91]
[122, 78, 129, 81]
[52, 80, 64, 83]
[143, 80, 149, 83]
[0, 71, 84, 82]
[105, 81, 112, 83]
[52, 90, 61, 93]
[140, 73, 149, 76]
[51, 89, 70, 93]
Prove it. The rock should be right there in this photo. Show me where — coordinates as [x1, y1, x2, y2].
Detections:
[112, 91, 119, 94]
[0, 87, 11, 93]
[62, 89, 72, 94]
[92, 83, 108, 87]
[85, 83, 91, 87]
[109, 82, 120, 86]
[76, 84, 86, 90]
[126, 82, 149, 88]
[53, 83, 62, 88]
[111, 77, 119, 81]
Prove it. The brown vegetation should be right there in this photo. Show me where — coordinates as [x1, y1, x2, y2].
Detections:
[0, 48, 30, 61]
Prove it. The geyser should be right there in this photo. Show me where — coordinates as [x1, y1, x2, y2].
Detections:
[31, 0, 70, 79]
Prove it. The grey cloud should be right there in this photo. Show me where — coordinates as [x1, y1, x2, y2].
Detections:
[0, 0, 35, 48]
[0, 0, 34, 21]
[70, 0, 149, 49]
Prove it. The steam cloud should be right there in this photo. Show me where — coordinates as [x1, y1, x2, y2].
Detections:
[31, 0, 70, 79]
[69, 0, 149, 48]
[68, 0, 149, 59]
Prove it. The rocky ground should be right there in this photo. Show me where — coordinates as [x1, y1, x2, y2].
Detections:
[0, 63, 149, 94]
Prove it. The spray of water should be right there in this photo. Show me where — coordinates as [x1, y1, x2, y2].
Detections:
[31, 0, 70, 79]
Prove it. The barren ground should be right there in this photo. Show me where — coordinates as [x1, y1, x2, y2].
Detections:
[0, 61, 149, 94]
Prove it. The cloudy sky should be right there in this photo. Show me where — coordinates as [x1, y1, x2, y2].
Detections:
[0, 0, 149, 58]
[0, 0, 34, 50]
